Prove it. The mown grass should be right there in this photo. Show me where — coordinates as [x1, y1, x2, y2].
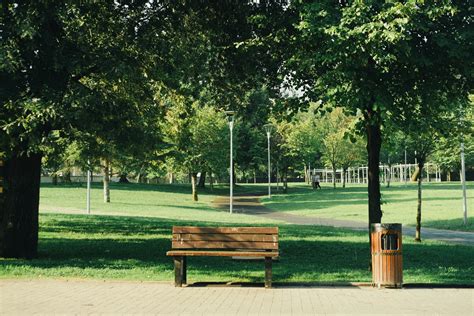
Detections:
[1, 182, 472, 285]
[1, 213, 472, 285]
[39, 182, 273, 224]
[262, 182, 474, 232]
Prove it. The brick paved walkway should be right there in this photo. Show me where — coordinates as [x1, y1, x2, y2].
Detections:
[213, 195, 474, 246]
[1, 280, 473, 315]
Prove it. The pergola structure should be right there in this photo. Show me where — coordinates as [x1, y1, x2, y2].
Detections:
[310, 163, 442, 184]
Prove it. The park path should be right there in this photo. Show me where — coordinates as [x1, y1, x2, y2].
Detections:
[1, 279, 473, 315]
[213, 195, 474, 246]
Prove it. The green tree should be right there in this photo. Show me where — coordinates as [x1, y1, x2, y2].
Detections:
[320, 108, 354, 188]
[401, 98, 468, 241]
[431, 103, 474, 180]
[273, 123, 291, 193]
[380, 130, 406, 188]
[0, 1, 168, 258]
[285, 103, 323, 184]
[405, 126, 438, 242]
[338, 136, 366, 189]
[234, 88, 272, 183]
[162, 95, 228, 201]
[281, 0, 471, 228]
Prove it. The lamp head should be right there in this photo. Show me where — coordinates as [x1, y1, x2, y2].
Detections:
[264, 123, 273, 134]
[225, 111, 235, 123]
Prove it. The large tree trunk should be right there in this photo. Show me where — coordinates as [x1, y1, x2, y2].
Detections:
[366, 116, 383, 269]
[198, 171, 206, 188]
[366, 121, 383, 224]
[415, 162, 424, 242]
[103, 159, 110, 203]
[0, 153, 42, 258]
[332, 164, 337, 189]
[191, 172, 198, 201]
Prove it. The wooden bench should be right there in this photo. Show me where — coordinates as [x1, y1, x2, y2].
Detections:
[166, 226, 279, 288]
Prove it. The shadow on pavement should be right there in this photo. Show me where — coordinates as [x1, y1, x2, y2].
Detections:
[185, 281, 474, 289]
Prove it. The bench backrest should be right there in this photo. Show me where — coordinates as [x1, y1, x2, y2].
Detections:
[172, 226, 278, 251]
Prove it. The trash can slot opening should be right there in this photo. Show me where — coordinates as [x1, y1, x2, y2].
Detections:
[381, 233, 398, 250]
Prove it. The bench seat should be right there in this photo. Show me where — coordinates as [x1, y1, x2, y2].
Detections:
[166, 226, 279, 288]
[166, 250, 279, 257]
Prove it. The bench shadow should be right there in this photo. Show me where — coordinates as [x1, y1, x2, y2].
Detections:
[185, 281, 362, 288]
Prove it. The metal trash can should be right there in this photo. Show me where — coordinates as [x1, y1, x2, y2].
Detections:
[371, 223, 402, 288]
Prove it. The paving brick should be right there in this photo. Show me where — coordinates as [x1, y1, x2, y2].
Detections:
[1, 280, 473, 315]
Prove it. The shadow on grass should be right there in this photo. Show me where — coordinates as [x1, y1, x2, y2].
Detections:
[1, 214, 472, 285]
[40, 182, 258, 197]
[423, 217, 474, 232]
[116, 202, 216, 212]
[266, 184, 470, 213]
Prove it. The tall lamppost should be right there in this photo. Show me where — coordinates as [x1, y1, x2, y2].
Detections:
[461, 141, 468, 225]
[404, 148, 407, 184]
[86, 159, 91, 214]
[264, 124, 273, 198]
[225, 111, 235, 214]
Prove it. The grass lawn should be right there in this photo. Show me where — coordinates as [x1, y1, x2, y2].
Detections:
[262, 182, 474, 232]
[0, 182, 472, 285]
[1, 213, 472, 285]
[39, 182, 274, 224]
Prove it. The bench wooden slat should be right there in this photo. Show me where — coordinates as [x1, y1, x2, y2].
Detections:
[168, 226, 279, 288]
[172, 241, 278, 250]
[172, 226, 278, 234]
[167, 250, 279, 257]
[173, 233, 278, 243]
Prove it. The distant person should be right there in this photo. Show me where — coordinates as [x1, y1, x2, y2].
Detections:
[312, 174, 321, 189]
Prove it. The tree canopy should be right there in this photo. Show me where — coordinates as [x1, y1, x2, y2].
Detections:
[1, 1, 471, 258]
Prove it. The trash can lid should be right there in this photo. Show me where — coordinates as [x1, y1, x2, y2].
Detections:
[370, 223, 402, 232]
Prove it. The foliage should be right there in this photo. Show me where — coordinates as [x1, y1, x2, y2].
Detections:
[284, 102, 323, 168]
[319, 108, 365, 187]
[234, 88, 272, 179]
[380, 130, 406, 165]
[274, 0, 472, 222]
[162, 96, 229, 198]
[431, 102, 474, 173]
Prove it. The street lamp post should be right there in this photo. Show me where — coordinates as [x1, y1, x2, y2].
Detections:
[264, 124, 273, 198]
[461, 141, 468, 225]
[86, 160, 91, 214]
[225, 111, 235, 214]
[404, 148, 407, 184]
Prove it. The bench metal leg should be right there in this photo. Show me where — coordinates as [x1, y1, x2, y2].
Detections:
[265, 257, 272, 288]
[174, 256, 185, 287]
